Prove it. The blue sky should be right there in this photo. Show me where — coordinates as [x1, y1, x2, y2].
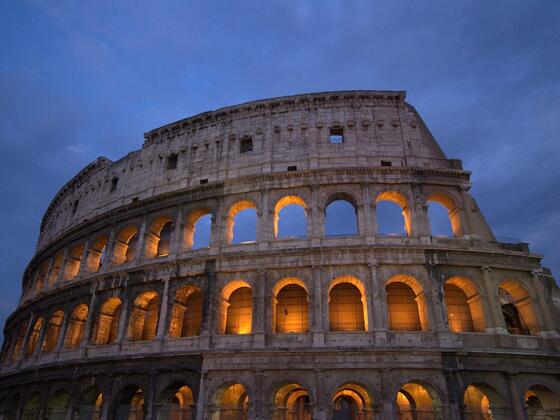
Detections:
[1, 0, 559, 337]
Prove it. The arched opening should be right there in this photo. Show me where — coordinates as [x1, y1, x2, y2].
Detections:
[463, 385, 498, 420]
[144, 216, 175, 259]
[3, 394, 19, 420]
[113, 225, 139, 264]
[127, 291, 160, 341]
[41, 310, 65, 353]
[226, 200, 258, 245]
[525, 385, 560, 419]
[86, 234, 109, 272]
[47, 389, 70, 418]
[22, 392, 41, 418]
[93, 297, 122, 345]
[34, 261, 49, 294]
[386, 276, 428, 331]
[224, 285, 253, 335]
[63, 303, 89, 348]
[332, 383, 373, 420]
[26, 317, 43, 356]
[445, 277, 486, 332]
[328, 278, 367, 332]
[273, 280, 309, 333]
[64, 244, 84, 280]
[185, 208, 212, 250]
[274, 196, 308, 239]
[48, 252, 64, 285]
[78, 386, 103, 420]
[376, 191, 411, 236]
[157, 384, 195, 420]
[273, 383, 311, 420]
[396, 383, 438, 420]
[427, 193, 463, 238]
[169, 286, 203, 338]
[215, 383, 249, 420]
[499, 280, 538, 335]
[10, 319, 29, 362]
[115, 387, 144, 420]
[325, 195, 358, 237]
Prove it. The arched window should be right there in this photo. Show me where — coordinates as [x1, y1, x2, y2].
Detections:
[47, 389, 70, 418]
[274, 383, 311, 420]
[33, 262, 49, 294]
[64, 244, 84, 280]
[127, 291, 160, 341]
[397, 383, 437, 420]
[113, 225, 139, 264]
[273, 281, 309, 333]
[525, 385, 560, 419]
[499, 280, 539, 335]
[144, 216, 174, 259]
[86, 234, 109, 272]
[48, 252, 64, 285]
[325, 196, 358, 237]
[41, 310, 65, 353]
[78, 387, 103, 419]
[375, 191, 411, 236]
[427, 192, 463, 237]
[169, 286, 203, 338]
[115, 387, 144, 419]
[26, 317, 43, 356]
[93, 297, 122, 345]
[63, 304, 89, 349]
[158, 384, 194, 419]
[444, 277, 486, 332]
[185, 208, 212, 249]
[329, 280, 366, 332]
[332, 383, 373, 420]
[386, 276, 427, 331]
[217, 384, 249, 420]
[219, 282, 253, 335]
[274, 196, 308, 239]
[23, 392, 41, 417]
[227, 200, 258, 244]
[463, 385, 497, 420]
[10, 319, 29, 362]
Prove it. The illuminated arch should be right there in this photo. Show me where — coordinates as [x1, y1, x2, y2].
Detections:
[185, 207, 212, 249]
[127, 291, 160, 341]
[93, 297, 122, 345]
[64, 243, 84, 280]
[78, 386, 103, 419]
[498, 280, 539, 335]
[86, 234, 109, 272]
[220, 281, 253, 335]
[48, 251, 64, 285]
[525, 384, 560, 419]
[26, 317, 43, 356]
[33, 261, 49, 295]
[113, 224, 139, 264]
[463, 384, 504, 420]
[332, 383, 373, 420]
[273, 383, 311, 419]
[328, 276, 368, 332]
[144, 215, 175, 258]
[273, 195, 308, 239]
[212, 383, 249, 420]
[115, 386, 145, 418]
[427, 192, 463, 237]
[63, 303, 89, 348]
[376, 191, 412, 236]
[41, 310, 65, 353]
[397, 382, 440, 420]
[158, 383, 195, 417]
[386, 275, 428, 331]
[9, 319, 29, 362]
[168, 285, 203, 338]
[226, 200, 258, 244]
[272, 278, 309, 333]
[444, 277, 485, 332]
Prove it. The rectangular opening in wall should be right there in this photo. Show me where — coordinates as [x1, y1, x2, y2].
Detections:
[381, 160, 392, 167]
[329, 127, 344, 144]
[110, 177, 119, 192]
[287, 165, 297, 172]
[240, 137, 253, 153]
[199, 179, 208, 185]
[72, 200, 79, 214]
[166, 154, 178, 170]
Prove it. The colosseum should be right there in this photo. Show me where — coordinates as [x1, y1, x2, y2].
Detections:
[0, 90, 559, 420]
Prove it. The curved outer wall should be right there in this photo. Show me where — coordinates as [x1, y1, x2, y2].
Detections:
[0, 90, 559, 419]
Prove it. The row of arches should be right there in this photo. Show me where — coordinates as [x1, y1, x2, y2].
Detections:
[6, 275, 540, 363]
[5, 380, 559, 419]
[26, 190, 465, 297]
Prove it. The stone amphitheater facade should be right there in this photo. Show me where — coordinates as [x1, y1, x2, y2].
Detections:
[0, 90, 559, 420]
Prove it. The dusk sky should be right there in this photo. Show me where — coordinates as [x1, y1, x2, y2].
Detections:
[1, 1, 559, 338]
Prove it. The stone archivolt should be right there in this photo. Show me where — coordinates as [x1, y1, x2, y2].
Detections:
[0, 91, 559, 419]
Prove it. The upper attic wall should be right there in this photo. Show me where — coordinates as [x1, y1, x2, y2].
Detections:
[36, 90, 464, 250]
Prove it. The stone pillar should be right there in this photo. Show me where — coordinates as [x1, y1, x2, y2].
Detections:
[424, 263, 447, 332]
[116, 282, 131, 343]
[80, 285, 98, 348]
[252, 271, 266, 347]
[33, 317, 48, 357]
[313, 369, 327, 420]
[480, 266, 508, 334]
[144, 371, 158, 420]
[532, 272, 559, 336]
[17, 313, 36, 362]
[101, 227, 117, 271]
[56, 247, 70, 284]
[257, 190, 271, 250]
[311, 266, 325, 347]
[156, 278, 171, 340]
[78, 238, 91, 275]
[251, 371, 265, 419]
[55, 311, 70, 352]
[410, 183, 431, 238]
[42, 257, 55, 291]
[369, 263, 388, 331]
[361, 184, 376, 238]
[310, 186, 322, 245]
[171, 207, 184, 256]
[506, 373, 527, 420]
[134, 217, 148, 262]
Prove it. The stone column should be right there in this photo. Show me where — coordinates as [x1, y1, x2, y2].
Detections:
[33, 317, 48, 357]
[80, 285, 98, 348]
[532, 272, 559, 336]
[506, 373, 527, 420]
[361, 184, 376, 239]
[171, 207, 184, 256]
[311, 266, 325, 347]
[42, 257, 55, 291]
[116, 281, 131, 343]
[156, 278, 171, 340]
[134, 217, 148, 262]
[313, 369, 327, 420]
[101, 227, 117, 271]
[55, 311, 70, 352]
[18, 313, 36, 363]
[144, 371, 158, 420]
[252, 271, 266, 347]
[480, 266, 508, 334]
[369, 263, 388, 331]
[78, 238, 91, 275]
[257, 190, 271, 250]
[424, 263, 447, 332]
[55, 247, 70, 283]
[310, 186, 322, 245]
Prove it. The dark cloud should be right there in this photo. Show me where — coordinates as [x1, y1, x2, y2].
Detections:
[1, 0, 559, 338]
